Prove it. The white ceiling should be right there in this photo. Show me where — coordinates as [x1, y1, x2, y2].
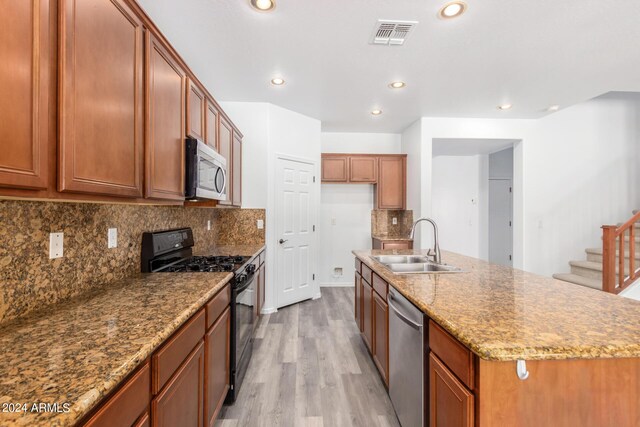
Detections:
[137, 0, 640, 133]
[432, 138, 517, 156]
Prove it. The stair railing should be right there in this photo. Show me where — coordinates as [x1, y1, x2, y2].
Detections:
[602, 211, 640, 293]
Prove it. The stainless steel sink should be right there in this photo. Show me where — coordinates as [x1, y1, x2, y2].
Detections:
[386, 263, 463, 274]
[371, 255, 463, 274]
[372, 255, 431, 264]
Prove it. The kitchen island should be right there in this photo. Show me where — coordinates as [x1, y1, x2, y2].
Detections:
[353, 249, 640, 427]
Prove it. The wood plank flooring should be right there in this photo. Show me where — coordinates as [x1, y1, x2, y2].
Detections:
[217, 287, 400, 427]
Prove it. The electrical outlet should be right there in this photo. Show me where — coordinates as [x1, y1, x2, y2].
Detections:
[333, 267, 343, 277]
[257, 219, 264, 230]
[207, 220, 211, 231]
[392, 217, 398, 225]
[49, 232, 63, 259]
[108, 228, 118, 249]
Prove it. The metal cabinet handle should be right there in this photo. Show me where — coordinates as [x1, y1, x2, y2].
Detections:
[279, 239, 288, 244]
[516, 360, 529, 380]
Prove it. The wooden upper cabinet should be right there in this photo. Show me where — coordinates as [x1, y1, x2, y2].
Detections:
[232, 132, 242, 207]
[205, 100, 219, 151]
[0, 0, 52, 191]
[321, 155, 349, 182]
[218, 116, 233, 205]
[350, 156, 377, 183]
[58, 0, 144, 197]
[186, 78, 205, 141]
[144, 32, 186, 201]
[377, 156, 406, 209]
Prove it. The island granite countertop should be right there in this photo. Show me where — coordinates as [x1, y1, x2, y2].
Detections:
[354, 249, 640, 362]
[0, 271, 233, 427]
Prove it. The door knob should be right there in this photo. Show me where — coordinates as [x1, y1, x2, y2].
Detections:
[279, 239, 288, 244]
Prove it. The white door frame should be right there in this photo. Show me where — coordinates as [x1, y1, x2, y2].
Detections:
[271, 153, 320, 310]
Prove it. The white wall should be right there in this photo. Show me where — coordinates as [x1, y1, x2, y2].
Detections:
[404, 93, 640, 277]
[432, 155, 489, 259]
[222, 102, 322, 311]
[489, 147, 514, 179]
[319, 132, 401, 286]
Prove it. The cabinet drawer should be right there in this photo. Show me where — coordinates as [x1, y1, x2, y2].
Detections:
[381, 242, 411, 250]
[84, 362, 150, 427]
[429, 320, 474, 390]
[153, 309, 205, 394]
[361, 264, 372, 285]
[355, 258, 362, 274]
[372, 272, 388, 298]
[206, 283, 230, 329]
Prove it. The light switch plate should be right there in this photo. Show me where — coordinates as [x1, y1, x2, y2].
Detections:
[49, 232, 63, 259]
[108, 228, 118, 249]
[207, 220, 211, 231]
[257, 219, 264, 230]
[392, 217, 398, 225]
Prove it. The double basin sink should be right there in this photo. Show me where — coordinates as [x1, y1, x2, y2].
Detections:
[372, 255, 463, 274]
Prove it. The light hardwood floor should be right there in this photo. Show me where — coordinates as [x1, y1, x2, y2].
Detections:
[217, 287, 400, 427]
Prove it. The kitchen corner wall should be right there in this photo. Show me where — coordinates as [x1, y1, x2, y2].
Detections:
[0, 200, 265, 324]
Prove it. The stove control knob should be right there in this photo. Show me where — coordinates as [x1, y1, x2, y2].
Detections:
[237, 274, 248, 283]
[246, 264, 256, 274]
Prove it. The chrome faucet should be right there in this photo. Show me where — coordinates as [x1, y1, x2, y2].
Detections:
[409, 218, 441, 264]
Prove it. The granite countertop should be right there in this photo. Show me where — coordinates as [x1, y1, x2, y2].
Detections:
[0, 272, 233, 427]
[354, 249, 640, 362]
[371, 235, 413, 241]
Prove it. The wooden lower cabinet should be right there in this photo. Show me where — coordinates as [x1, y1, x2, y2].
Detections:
[134, 413, 150, 427]
[430, 353, 474, 427]
[152, 341, 205, 427]
[354, 271, 361, 328]
[373, 292, 389, 385]
[362, 279, 374, 352]
[205, 307, 230, 427]
[372, 238, 414, 250]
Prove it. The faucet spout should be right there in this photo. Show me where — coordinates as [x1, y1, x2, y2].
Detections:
[409, 218, 441, 264]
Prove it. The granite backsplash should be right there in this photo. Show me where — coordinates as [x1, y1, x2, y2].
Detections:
[0, 200, 265, 324]
[371, 209, 413, 238]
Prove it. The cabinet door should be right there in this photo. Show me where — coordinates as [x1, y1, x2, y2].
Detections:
[218, 117, 232, 205]
[362, 281, 373, 353]
[350, 156, 377, 183]
[232, 133, 242, 207]
[377, 156, 406, 209]
[152, 341, 205, 427]
[354, 271, 361, 327]
[186, 78, 205, 141]
[145, 32, 186, 201]
[321, 155, 349, 182]
[205, 307, 230, 427]
[373, 292, 389, 385]
[0, 0, 51, 190]
[430, 353, 474, 427]
[358, 278, 365, 333]
[59, 0, 144, 197]
[205, 100, 219, 151]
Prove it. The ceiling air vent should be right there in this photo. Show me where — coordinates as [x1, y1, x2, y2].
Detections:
[369, 20, 418, 46]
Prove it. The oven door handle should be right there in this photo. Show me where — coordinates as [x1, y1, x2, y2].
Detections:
[235, 274, 256, 294]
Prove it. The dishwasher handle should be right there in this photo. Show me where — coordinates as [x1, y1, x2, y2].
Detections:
[388, 293, 422, 330]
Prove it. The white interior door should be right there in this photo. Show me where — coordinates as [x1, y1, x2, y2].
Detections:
[275, 156, 316, 308]
[489, 179, 513, 267]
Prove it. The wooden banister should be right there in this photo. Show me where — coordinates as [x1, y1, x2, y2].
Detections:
[601, 211, 640, 294]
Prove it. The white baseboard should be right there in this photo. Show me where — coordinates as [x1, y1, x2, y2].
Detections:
[260, 306, 277, 314]
[320, 282, 354, 288]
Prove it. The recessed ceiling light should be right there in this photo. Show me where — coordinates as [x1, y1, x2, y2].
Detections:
[270, 77, 285, 86]
[251, 0, 275, 12]
[547, 105, 560, 112]
[371, 109, 383, 116]
[439, 1, 467, 19]
[388, 81, 406, 89]
[497, 104, 512, 110]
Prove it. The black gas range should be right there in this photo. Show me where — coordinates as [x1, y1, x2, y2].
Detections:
[141, 228, 257, 404]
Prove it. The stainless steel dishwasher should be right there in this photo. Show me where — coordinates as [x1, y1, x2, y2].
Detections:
[388, 287, 425, 427]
